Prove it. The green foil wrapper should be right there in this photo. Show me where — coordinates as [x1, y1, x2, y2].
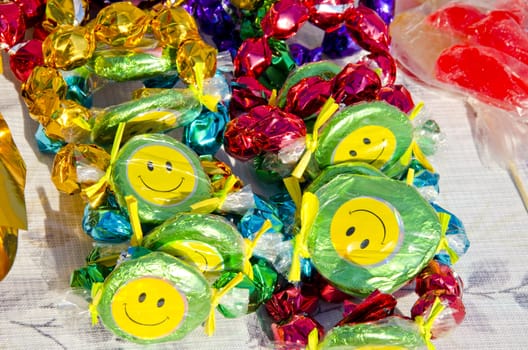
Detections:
[111, 134, 212, 225]
[142, 212, 246, 278]
[319, 318, 427, 349]
[91, 88, 201, 145]
[315, 101, 414, 178]
[89, 47, 176, 82]
[97, 251, 211, 344]
[306, 170, 441, 297]
[276, 61, 341, 109]
[258, 39, 296, 91]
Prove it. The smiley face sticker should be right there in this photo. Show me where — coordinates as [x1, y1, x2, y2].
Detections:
[306, 168, 441, 296]
[112, 134, 212, 224]
[315, 101, 413, 177]
[97, 252, 211, 344]
[330, 196, 403, 267]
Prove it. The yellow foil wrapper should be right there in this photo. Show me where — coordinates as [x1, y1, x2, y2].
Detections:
[229, 0, 257, 10]
[46, 99, 93, 143]
[52, 143, 110, 195]
[0, 113, 27, 281]
[94, 3, 150, 47]
[43, 0, 89, 31]
[43, 25, 96, 70]
[21, 66, 67, 125]
[176, 39, 217, 85]
[151, 6, 199, 48]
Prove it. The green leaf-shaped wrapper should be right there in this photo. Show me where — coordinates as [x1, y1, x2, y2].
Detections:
[306, 170, 441, 296]
[97, 251, 211, 344]
[111, 134, 212, 225]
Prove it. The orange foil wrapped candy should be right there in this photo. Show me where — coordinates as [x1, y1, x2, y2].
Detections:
[0, 113, 27, 281]
[176, 39, 217, 85]
[21, 66, 67, 125]
[51, 143, 110, 195]
[43, 25, 95, 70]
[94, 3, 150, 47]
[151, 6, 199, 48]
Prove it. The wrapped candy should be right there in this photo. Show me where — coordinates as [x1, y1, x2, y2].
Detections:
[8, 39, 44, 82]
[110, 134, 213, 224]
[82, 195, 132, 243]
[142, 212, 246, 277]
[91, 251, 212, 344]
[0, 113, 27, 281]
[290, 165, 441, 296]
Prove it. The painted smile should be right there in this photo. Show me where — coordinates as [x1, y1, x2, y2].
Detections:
[123, 304, 169, 327]
[349, 209, 387, 243]
[138, 176, 185, 193]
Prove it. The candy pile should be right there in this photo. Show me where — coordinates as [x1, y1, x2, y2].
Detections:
[1, 0, 470, 348]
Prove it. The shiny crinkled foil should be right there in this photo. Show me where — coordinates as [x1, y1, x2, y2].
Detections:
[43, 25, 96, 70]
[151, 7, 199, 48]
[46, 99, 92, 144]
[176, 39, 217, 85]
[0, 113, 27, 281]
[43, 0, 88, 31]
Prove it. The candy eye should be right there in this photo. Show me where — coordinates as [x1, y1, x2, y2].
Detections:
[157, 298, 165, 308]
[147, 161, 154, 171]
[346, 227, 355, 236]
[349, 150, 357, 157]
[166, 161, 172, 172]
[138, 292, 146, 303]
[360, 239, 370, 249]
[363, 138, 371, 145]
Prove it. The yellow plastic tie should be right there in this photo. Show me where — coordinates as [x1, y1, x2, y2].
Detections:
[189, 62, 219, 112]
[288, 192, 319, 282]
[0, 54, 3, 75]
[306, 328, 319, 350]
[191, 174, 238, 213]
[268, 89, 277, 107]
[125, 195, 143, 246]
[83, 122, 126, 207]
[205, 272, 245, 336]
[409, 101, 424, 121]
[242, 219, 272, 280]
[436, 212, 459, 264]
[291, 98, 338, 179]
[412, 140, 434, 172]
[89, 282, 104, 325]
[406, 167, 415, 186]
[416, 297, 446, 350]
[283, 176, 302, 210]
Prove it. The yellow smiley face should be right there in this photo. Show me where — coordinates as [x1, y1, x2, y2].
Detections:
[111, 277, 187, 340]
[332, 125, 397, 169]
[330, 197, 403, 266]
[126, 144, 197, 206]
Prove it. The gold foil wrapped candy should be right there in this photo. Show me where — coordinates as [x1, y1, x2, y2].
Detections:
[151, 6, 199, 48]
[176, 39, 217, 85]
[0, 113, 27, 281]
[43, 0, 89, 31]
[43, 25, 96, 70]
[45, 99, 93, 143]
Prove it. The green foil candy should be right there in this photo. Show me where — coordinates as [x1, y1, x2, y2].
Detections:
[305, 168, 441, 297]
[315, 101, 414, 178]
[111, 134, 212, 225]
[91, 88, 201, 145]
[258, 39, 296, 91]
[142, 212, 246, 279]
[96, 251, 211, 344]
[319, 318, 427, 349]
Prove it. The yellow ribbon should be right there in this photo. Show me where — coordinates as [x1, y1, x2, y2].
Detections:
[242, 219, 272, 280]
[415, 297, 446, 350]
[406, 167, 415, 186]
[190, 174, 238, 213]
[83, 122, 126, 207]
[88, 282, 105, 325]
[72, 116, 92, 132]
[404, 102, 435, 172]
[189, 61, 219, 112]
[436, 212, 459, 264]
[291, 98, 339, 180]
[268, 89, 277, 107]
[205, 272, 245, 336]
[306, 328, 319, 350]
[288, 192, 319, 282]
[283, 176, 302, 210]
[125, 195, 143, 247]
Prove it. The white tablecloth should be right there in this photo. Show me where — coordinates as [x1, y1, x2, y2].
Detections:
[1, 52, 528, 349]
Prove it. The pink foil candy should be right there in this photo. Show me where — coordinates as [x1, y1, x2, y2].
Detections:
[265, 285, 319, 322]
[234, 37, 272, 78]
[332, 62, 381, 104]
[344, 6, 390, 53]
[415, 260, 463, 297]
[9, 39, 44, 82]
[338, 290, 397, 326]
[271, 314, 325, 347]
[307, 0, 355, 32]
[230, 76, 272, 118]
[284, 76, 333, 119]
[377, 84, 415, 113]
[224, 114, 265, 161]
[14, 0, 45, 25]
[411, 290, 466, 338]
[0, 2, 26, 49]
[261, 0, 310, 39]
